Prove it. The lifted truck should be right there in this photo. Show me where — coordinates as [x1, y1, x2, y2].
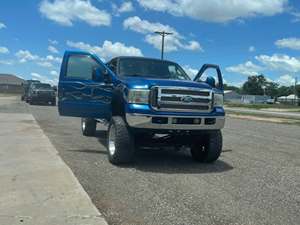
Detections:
[58, 51, 225, 165]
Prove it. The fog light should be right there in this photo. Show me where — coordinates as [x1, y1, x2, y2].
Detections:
[193, 118, 201, 124]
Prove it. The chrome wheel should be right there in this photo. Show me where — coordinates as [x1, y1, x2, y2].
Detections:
[108, 124, 116, 156]
[82, 119, 86, 131]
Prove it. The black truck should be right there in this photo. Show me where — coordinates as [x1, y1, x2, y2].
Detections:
[27, 83, 56, 106]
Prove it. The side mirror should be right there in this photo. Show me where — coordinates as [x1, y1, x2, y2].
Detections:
[92, 67, 100, 81]
[206, 76, 216, 87]
[92, 67, 112, 83]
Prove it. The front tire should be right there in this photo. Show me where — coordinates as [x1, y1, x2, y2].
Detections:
[81, 118, 96, 136]
[190, 130, 222, 163]
[107, 116, 134, 165]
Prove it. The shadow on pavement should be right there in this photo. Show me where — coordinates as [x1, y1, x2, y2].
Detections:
[94, 129, 233, 174]
[132, 148, 233, 174]
[68, 149, 107, 154]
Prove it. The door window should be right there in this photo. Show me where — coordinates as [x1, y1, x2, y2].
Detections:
[66, 55, 100, 79]
[198, 68, 220, 88]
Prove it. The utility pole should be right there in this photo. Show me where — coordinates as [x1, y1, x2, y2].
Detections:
[295, 76, 298, 105]
[154, 31, 173, 60]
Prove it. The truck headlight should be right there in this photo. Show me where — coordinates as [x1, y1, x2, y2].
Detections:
[213, 93, 223, 107]
[128, 89, 150, 104]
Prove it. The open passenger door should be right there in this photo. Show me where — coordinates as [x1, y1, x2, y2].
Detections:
[58, 51, 114, 119]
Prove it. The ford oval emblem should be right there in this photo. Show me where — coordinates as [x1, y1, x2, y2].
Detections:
[181, 96, 193, 103]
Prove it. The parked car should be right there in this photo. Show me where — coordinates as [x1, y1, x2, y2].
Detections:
[266, 98, 275, 104]
[21, 80, 40, 101]
[27, 83, 56, 105]
[58, 51, 225, 165]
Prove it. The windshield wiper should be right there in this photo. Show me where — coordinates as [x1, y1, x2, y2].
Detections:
[126, 74, 146, 77]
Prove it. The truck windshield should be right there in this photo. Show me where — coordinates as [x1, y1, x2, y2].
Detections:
[119, 58, 191, 80]
[33, 84, 52, 89]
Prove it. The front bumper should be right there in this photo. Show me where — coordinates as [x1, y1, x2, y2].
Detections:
[31, 95, 55, 102]
[126, 113, 225, 130]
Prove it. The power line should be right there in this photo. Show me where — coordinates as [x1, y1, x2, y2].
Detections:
[154, 31, 173, 60]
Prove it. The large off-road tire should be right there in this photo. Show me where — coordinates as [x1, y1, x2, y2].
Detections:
[107, 116, 135, 165]
[190, 130, 222, 163]
[81, 118, 96, 136]
[51, 100, 56, 106]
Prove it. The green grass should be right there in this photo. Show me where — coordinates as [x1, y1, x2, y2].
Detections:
[225, 103, 300, 110]
[0, 93, 21, 97]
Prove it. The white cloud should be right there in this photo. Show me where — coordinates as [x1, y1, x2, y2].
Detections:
[226, 61, 263, 76]
[15, 50, 39, 63]
[37, 61, 53, 67]
[276, 74, 295, 86]
[123, 16, 202, 52]
[137, 0, 288, 23]
[66, 40, 143, 61]
[39, 0, 111, 27]
[48, 39, 58, 45]
[50, 70, 59, 77]
[182, 65, 198, 79]
[249, 46, 256, 52]
[255, 54, 300, 73]
[48, 45, 59, 54]
[0, 60, 14, 65]
[0, 46, 9, 54]
[15, 49, 62, 67]
[0, 22, 6, 29]
[275, 38, 300, 50]
[31, 72, 58, 85]
[118, 1, 134, 13]
[31, 72, 42, 79]
[291, 12, 300, 23]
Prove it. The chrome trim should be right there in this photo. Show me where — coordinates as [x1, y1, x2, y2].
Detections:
[151, 86, 213, 113]
[126, 113, 225, 130]
[108, 123, 116, 156]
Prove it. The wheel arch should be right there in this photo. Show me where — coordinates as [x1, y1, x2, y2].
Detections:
[111, 85, 126, 117]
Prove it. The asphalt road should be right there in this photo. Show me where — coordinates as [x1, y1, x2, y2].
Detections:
[2, 98, 300, 225]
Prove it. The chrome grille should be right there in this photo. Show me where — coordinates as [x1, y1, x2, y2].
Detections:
[150, 86, 212, 112]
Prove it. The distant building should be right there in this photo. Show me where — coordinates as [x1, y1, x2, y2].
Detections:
[278, 94, 300, 105]
[224, 90, 272, 104]
[241, 95, 271, 104]
[224, 90, 242, 103]
[0, 74, 25, 93]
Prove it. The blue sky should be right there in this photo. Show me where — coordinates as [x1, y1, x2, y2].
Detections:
[0, 0, 299, 86]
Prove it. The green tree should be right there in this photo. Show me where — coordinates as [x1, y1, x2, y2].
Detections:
[296, 85, 300, 98]
[242, 74, 267, 95]
[277, 86, 293, 97]
[265, 82, 279, 97]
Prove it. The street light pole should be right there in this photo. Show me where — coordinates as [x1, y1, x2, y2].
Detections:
[295, 76, 298, 105]
[155, 31, 173, 60]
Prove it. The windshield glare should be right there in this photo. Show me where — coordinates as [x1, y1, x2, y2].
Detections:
[33, 84, 52, 89]
[119, 58, 190, 81]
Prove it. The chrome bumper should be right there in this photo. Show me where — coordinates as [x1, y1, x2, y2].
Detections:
[126, 113, 225, 130]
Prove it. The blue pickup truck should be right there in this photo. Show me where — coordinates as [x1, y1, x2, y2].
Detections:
[58, 51, 225, 164]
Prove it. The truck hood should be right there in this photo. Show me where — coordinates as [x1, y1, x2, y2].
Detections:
[121, 77, 212, 90]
